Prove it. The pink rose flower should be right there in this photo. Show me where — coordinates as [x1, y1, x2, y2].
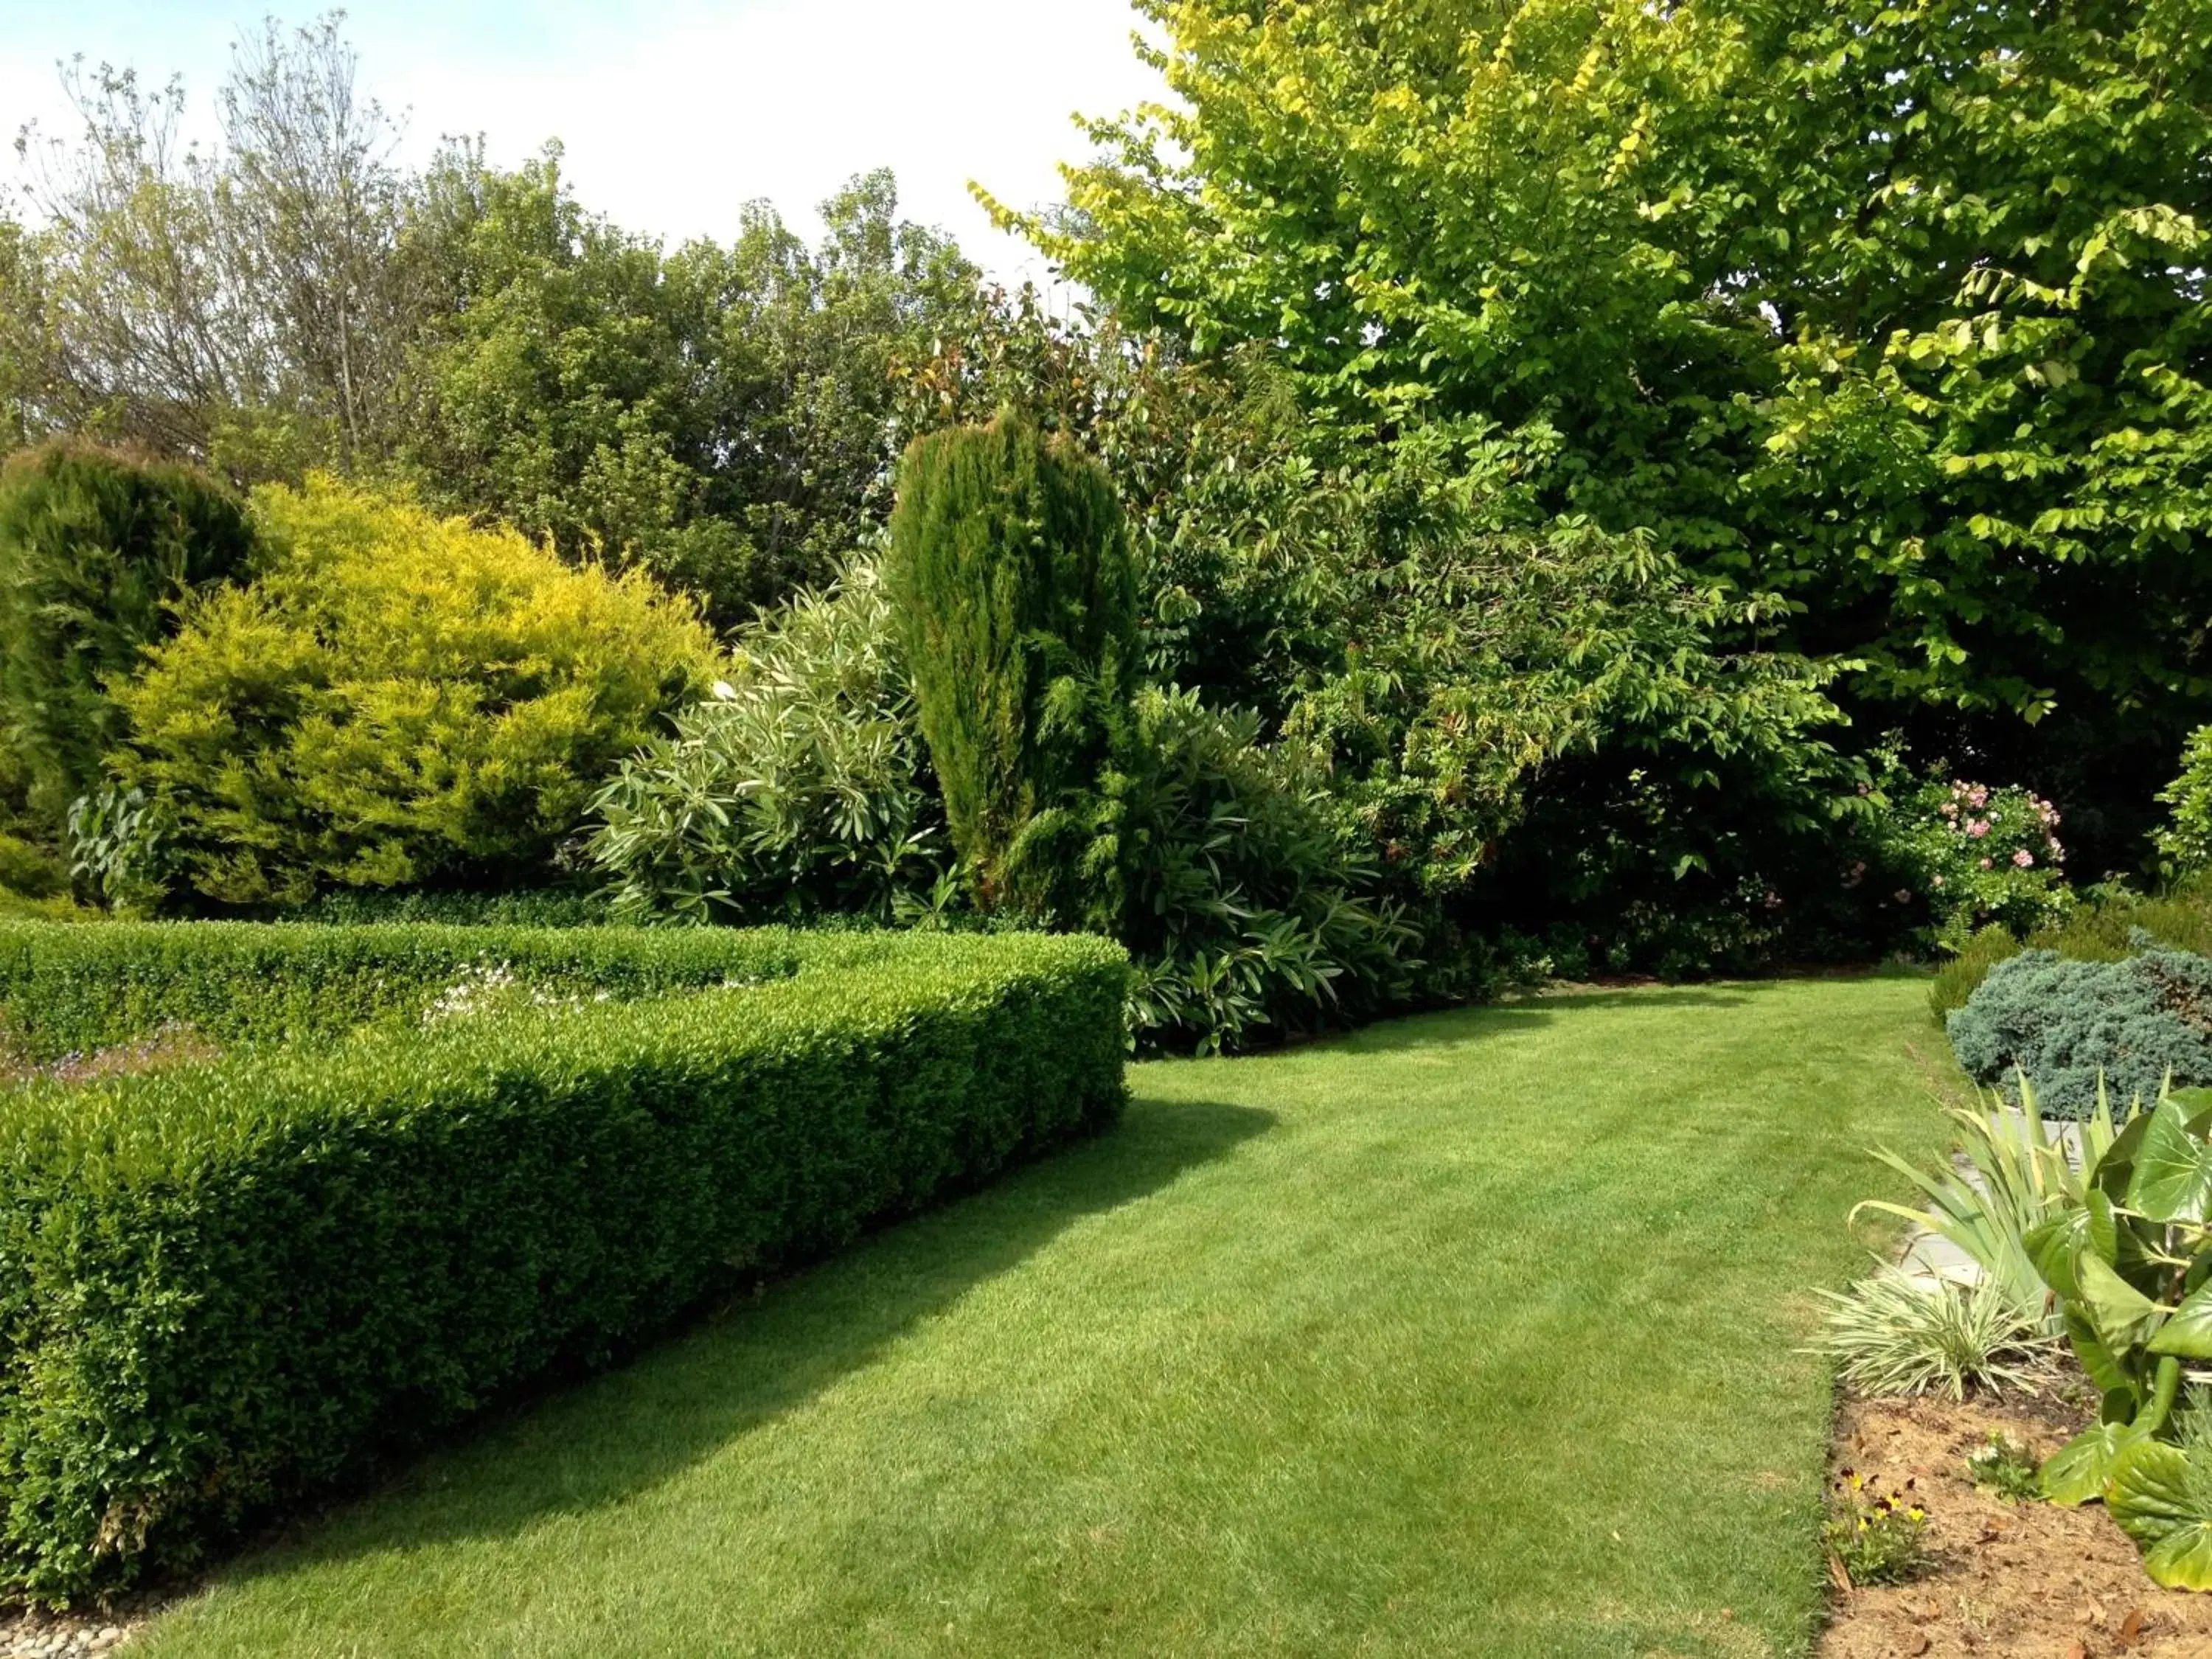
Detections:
[2013, 849, 2035, 869]
[1967, 820, 1991, 838]
[1980, 858, 1994, 869]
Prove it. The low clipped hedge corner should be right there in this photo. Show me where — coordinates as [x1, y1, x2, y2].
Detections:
[0, 926, 1128, 1601]
[0, 919, 840, 1060]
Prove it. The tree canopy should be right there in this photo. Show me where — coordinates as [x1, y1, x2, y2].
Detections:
[4, 18, 992, 627]
[1013, 0, 2212, 785]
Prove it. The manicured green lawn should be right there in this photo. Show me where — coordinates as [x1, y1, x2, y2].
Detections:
[136, 975, 1944, 1659]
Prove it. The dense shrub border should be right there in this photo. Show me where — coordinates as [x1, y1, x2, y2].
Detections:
[1928, 874, 2212, 1020]
[0, 927, 1127, 1600]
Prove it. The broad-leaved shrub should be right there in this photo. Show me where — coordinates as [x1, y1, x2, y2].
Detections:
[1115, 686, 1417, 1054]
[1877, 775, 2073, 952]
[589, 560, 943, 922]
[2159, 728, 2212, 876]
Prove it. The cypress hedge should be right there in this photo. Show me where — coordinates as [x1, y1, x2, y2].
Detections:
[0, 925, 1128, 1599]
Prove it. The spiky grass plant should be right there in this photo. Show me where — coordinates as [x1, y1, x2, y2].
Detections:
[1851, 1074, 2120, 1335]
[1811, 1268, 2055, 1400]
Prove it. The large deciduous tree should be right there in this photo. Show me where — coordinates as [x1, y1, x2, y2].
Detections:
[10, 17, 424, 475]
[10, 15, 992, 630]
[1016, 0, 2212, 853]
[403, 159, 989, 627]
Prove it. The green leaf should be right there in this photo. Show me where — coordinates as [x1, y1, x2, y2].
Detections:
[2025, 1208, 2088, 1301]
[2042, 1419, 2153, 1507]
[2175, 1089, 2212, 1134]
[2079, 1252, 2166, 1352]
[2145, 1526, 2212, 1593]
[2093, 1110, 2154, 1205]
[2128, 1089, 2212, 1223]
[2108, 1442, 2212, 1590]
[2087, 1188, 2121, 1266]
[2150, 1278, 2212, 1360]
[2065, 1305, 2134, 1399]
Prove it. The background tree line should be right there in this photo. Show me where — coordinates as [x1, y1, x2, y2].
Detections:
[1, 14, 989, 628]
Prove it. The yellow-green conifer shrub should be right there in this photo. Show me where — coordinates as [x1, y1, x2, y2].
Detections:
[113, 478, 714, 905]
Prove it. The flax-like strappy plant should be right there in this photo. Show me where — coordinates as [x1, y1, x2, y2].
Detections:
[1811, 1269, 2055, 1400]
[1852, 1074, 2121, 1335]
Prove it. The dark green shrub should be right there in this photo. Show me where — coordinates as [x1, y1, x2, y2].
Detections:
[886, 411, 1137, 925]
[0, 442, 257, 825]
[1116, 686, 1417, 1055]
[1947, 947, 2212, 1119]
[289, 887, 615, 929]
[0, 927, 1127, 1599]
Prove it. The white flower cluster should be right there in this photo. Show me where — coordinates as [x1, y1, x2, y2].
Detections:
[422, 959, 519, 1025]
[422, 960, 618, 1026]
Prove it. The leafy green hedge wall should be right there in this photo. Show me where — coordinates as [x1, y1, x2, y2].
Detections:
[0, 926, 1127, 1599]
[0, 921, 885, 1059]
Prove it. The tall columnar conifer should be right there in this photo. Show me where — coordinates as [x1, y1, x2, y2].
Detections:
[0, 441, 257, 825]
[886, 410, 1136, 924]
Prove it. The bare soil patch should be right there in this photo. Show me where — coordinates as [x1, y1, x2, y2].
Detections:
[0, 1025, 219, 1091]
[1820, 1388, 2212, 1658]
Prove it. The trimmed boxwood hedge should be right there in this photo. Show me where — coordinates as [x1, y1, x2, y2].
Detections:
[0, 925, 1127, 1600]
[0, 921, 916, 1060]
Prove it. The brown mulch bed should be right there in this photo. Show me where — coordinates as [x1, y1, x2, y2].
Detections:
[1820, 1387, 2212, 1658]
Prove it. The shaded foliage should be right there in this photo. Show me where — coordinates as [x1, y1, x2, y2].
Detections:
[0, 441, 255, 824]
[1023, 0, 2212, 867]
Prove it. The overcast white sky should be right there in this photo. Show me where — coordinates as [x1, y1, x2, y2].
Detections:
[0, 0, 1169, 283]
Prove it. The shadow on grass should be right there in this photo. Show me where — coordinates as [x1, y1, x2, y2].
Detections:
[212, 1096, 1274, 1581]
[1286, 985, 1756, 1058]
[1521, 987, 1755, 1012]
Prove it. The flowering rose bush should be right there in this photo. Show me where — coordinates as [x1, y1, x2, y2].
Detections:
[1879, 776, 2074, 951]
